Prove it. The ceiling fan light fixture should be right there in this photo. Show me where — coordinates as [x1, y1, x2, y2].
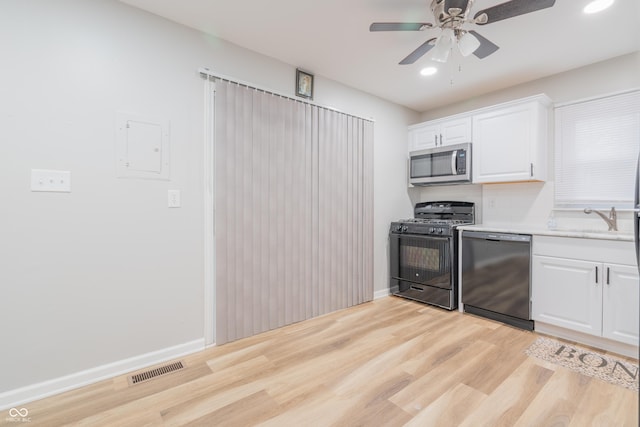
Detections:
[583, 0, 614, 14]
[431, 28, 454, 63]
[431, 45, 450, 63]
[372, 0, 558, 65]
[457, 31, 481, 56]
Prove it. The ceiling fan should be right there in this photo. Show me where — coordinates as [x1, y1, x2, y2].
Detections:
[370, 0, 556, 64]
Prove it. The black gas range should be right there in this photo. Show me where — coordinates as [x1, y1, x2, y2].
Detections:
[389, 201, 475, 309]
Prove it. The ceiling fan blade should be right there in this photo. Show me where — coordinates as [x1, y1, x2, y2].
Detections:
[399, 38, 437, 65]
[473, 0, 555, 25]
[370, 22, 432, 32]
[468, 31, 499, 59]
[445, 0, 471, 14]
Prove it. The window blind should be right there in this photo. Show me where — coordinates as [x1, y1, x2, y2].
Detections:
[555, 90, 640, 208]
[210, 79, 374, 345]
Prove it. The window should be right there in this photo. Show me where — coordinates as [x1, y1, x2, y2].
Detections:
[554, 90, 640, 209]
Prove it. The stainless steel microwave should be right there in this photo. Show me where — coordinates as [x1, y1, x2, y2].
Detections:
[409, 142, 471, 186]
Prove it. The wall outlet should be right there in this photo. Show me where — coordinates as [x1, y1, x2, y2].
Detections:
[168, 190, 181, 208]
[31, 169, 71, 192]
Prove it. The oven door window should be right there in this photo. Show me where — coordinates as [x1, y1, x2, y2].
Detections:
[398, 236, 451, 289]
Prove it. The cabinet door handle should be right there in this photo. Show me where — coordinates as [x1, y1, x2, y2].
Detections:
[530, 163, 534, 177]
[439, 134, 443, 145]
[606, 267, 610, 285]
[434, 135, 437, 145]
[595, 266, 599, 284]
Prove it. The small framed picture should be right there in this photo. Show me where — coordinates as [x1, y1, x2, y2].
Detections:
[295, 69, 314, 100]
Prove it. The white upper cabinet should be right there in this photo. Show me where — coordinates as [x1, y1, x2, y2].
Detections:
[472, 95, 551, 184]
[408, 116, 471, 152]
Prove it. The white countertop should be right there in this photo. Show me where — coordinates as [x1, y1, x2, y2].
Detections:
[458, 224, 634, 242]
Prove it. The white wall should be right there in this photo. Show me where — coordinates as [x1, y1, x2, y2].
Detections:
[419, 53, 640, 121]
[0, 0, 417, 404]
[413, 53, 640, 228]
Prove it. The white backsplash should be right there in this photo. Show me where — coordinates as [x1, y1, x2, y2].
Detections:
[481, 181, 553, 227]
[411, 180, 634, 234]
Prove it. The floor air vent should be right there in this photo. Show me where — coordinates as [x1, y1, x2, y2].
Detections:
[128, 361, 185, 385]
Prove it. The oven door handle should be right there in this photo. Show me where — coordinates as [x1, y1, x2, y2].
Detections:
[425, 235, 452, 243]
[451, 150, 458, 175]
[394, 234, 451, 243]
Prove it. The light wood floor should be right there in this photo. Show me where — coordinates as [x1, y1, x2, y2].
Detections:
[4, 297, 638, 426]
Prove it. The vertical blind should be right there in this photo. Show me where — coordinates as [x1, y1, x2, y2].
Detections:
[555, 90, 640, 208]
[211, 79, 374, 345]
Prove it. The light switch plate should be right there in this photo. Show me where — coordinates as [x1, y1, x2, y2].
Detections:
[31, 169, 71, 192]
[168, 190, 181, 208]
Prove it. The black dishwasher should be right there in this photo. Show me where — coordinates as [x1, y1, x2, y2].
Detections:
[461, 231, 533, 330]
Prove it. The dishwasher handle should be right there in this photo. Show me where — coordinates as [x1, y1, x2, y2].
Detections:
[462, 230, 531, 243]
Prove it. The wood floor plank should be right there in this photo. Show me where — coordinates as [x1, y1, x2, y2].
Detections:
[256, 386, 351, 427]
[462, 328, 536, 394]
[69, 408, 164, 427]
[458, 358, 555, 427]
[389, 339, 498, 415]
[204, 340, 274, 372]
[403, 383, 487, 427]
[182, 390, 280, 426]
[160, 382, 271, 427]
[568, 377, 639, 427]
[332, 398, 412, 427]
[5, 297, 637, 427]
[398, 320, 487, 377]
[263, 332, 403, 406]
[331, 336, 420, 398]
[513, 367, 592, 427]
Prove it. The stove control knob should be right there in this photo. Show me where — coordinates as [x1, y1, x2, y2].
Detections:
[438, 228, 444, 234]
[395, 225, 403, 232]
[429, 227, 435, 233]
[402, 226, 408, 232]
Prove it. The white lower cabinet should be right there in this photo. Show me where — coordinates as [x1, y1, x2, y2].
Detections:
[603, 264, 640, 344]
[532, 236, 639, 346]
[532, 256, 602, 336]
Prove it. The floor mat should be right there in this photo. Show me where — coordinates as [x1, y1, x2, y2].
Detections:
[525, 336, 639, 392]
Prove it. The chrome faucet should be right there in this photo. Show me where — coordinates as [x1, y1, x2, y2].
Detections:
[584, 207, 618, 231]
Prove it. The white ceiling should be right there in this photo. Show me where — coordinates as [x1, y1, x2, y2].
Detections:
[120, 0, 640, 112]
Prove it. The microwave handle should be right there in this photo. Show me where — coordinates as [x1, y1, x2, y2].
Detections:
[451, 150, 458, 175]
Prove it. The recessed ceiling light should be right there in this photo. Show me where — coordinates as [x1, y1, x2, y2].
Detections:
[583, 0, 614, 14]
[420, 67, 438, 76]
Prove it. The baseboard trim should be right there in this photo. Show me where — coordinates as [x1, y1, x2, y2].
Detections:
[535, 322, 639, 359]
[0, 338, 205, 411]
[374, 287, 396, 300]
